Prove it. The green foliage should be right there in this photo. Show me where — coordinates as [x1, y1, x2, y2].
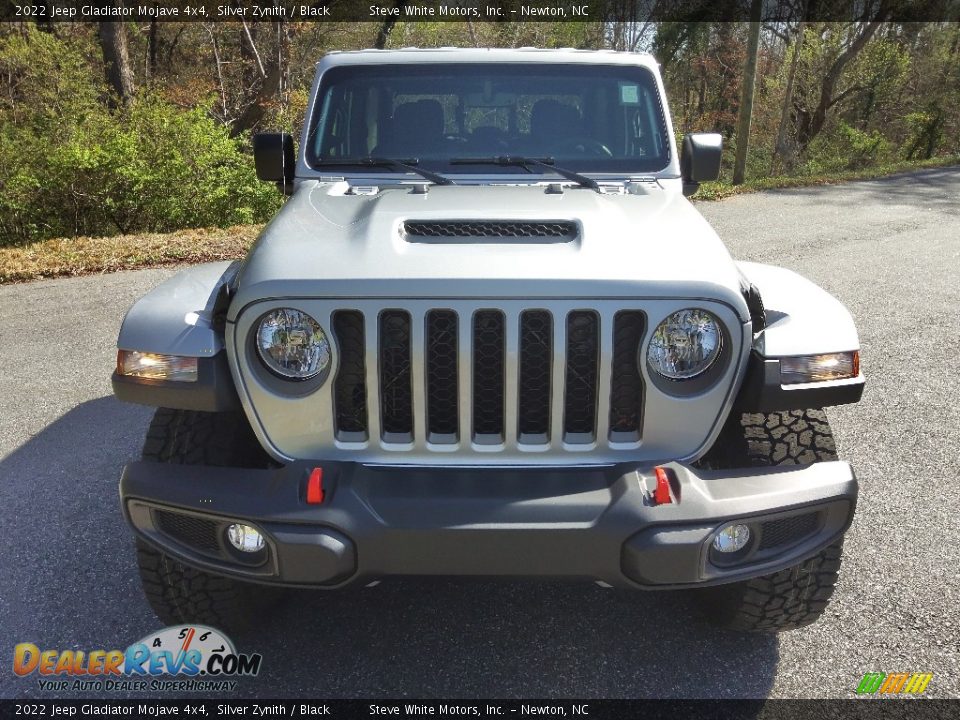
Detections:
[903, 106, 945, 159]
[802, 121, 894, 174]
[0, 28, 280, 245]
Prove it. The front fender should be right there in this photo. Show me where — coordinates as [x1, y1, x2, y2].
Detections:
[738, 261, 859, 356]
[117, 261, 240, 357]
[735, 262, 864, 412]
[113, 261, 241, 412]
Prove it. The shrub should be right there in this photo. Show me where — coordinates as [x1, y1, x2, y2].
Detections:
[0, 29, 281, 245]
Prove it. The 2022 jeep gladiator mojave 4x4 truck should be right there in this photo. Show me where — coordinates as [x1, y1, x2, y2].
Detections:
[113, 48, 864, 633]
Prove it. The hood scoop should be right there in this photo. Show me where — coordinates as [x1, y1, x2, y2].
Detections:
[403, 220, 578, 244]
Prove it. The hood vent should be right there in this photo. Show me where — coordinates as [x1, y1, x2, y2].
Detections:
[403, 220, 578, 243]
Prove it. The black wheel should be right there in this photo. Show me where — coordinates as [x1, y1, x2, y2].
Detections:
[135, 408, 282, 632]
[695, 408, 846, 632]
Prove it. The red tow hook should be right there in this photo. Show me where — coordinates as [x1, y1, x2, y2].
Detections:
[306, 467, 325, 505]
[652, 466, 673, 505]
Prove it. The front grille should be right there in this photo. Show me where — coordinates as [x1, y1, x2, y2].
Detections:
[759, 512, 820, 551]
[404, 220, 577, 239]
[329, 306, 649, 450]
[154, 510, 220, 555]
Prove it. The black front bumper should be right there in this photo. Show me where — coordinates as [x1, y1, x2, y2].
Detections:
[121, 459, 856, 590]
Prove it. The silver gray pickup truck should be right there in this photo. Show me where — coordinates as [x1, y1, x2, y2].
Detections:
[113, 48, 864, 633]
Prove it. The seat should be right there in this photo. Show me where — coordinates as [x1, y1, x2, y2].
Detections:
[375, 99, 445, 158]
[465, 125, 510, 153]
[528, 99, 583, 155]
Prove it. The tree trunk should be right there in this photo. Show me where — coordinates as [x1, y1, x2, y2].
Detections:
[771, 20, 805, 175]
[229, 20, 293, 138]
[374, 1, 409, 49]
[98, 17, 135, 106]
[147, 19, 157, 81]
[230, 64, 282, 138]
[732, 0, 763, 185]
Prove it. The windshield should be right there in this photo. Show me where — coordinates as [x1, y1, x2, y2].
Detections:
[306, 63, 671, 175]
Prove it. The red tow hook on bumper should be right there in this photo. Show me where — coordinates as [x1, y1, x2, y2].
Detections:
[306, 467, 325, 505]
[652, 466, 674, 505]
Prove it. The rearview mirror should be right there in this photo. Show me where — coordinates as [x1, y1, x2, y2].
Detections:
[681, 133, 722, 196]
[253, 132, 295, 192]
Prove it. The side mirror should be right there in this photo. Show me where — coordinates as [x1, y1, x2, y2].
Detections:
[253, 132, 295, 192]
[680, 133, 722, 196]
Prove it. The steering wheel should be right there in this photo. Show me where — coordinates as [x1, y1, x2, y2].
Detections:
[555, 137, 614, 158]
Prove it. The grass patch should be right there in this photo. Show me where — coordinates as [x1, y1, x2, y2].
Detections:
[0, 225, 262, 284]
[693, 155, 960, 201]
[1, 157, 957, 284]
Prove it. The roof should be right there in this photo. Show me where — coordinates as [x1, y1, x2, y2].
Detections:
[319, 47, 657, 68]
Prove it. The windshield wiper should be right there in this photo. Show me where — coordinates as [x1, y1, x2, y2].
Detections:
[450, 156, 600, 190]
[313, 157, 455, 186]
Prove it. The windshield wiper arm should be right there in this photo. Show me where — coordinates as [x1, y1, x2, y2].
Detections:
[314, 157, 455, 186]
[450, 156, 600, 190]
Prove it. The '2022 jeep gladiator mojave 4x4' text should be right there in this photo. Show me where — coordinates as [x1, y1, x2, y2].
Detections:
[113, 49, 864, 634]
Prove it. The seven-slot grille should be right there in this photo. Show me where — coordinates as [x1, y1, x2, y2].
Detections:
[331, 307, 645, 450]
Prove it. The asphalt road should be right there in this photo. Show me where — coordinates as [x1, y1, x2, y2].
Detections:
[1, 167, 958, 700]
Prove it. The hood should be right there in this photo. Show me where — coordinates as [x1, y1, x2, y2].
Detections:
[230, 181, 748, 321]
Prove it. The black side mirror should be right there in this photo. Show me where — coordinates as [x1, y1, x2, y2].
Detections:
[680, 133, 722, 196]
[253, 132, 295, 192]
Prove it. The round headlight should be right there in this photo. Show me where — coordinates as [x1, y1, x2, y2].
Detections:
[256, 308, 331, 381]
[647, 308, 723, 380]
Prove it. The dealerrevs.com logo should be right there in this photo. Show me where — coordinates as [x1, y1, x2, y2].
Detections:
[13, 626, 262, 692]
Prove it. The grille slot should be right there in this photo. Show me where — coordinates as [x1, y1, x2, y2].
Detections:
[563, 311, 600, 442]
[404, 220, 577, 240]
[379, 310, 413, 442]
[609, 311, 645, 441]
[518, 310, 553, 442]
[332, 310, 368, 440]
[426, 310, 459, 443]
[154, 510, 220, 555]
[759, 513, 820, 551]
[472, 310, 506, 441]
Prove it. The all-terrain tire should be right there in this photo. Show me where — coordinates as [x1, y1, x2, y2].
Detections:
[696, 408, 838, 469]
[135, 408, 281, 632]
[701, 539, 844, 632]
[141, 407, 272, 468]
[695, 408, 846, 633]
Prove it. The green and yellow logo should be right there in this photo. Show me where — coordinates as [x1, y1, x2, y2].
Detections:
[856, 672, 933, 695]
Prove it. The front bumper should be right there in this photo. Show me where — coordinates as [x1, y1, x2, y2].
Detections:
[120, 460, 856, 590]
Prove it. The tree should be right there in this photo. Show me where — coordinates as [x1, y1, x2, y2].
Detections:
[794, 20, 885, 154]
[772, 20, 806, 174]
[732, 0, 764, 185]
[375, 1, 409, 49]
[97, 13, 134, 105]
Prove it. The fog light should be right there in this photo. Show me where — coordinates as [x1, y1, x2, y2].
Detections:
[226, 524, 265, 553]
[712, 524, 751, 553]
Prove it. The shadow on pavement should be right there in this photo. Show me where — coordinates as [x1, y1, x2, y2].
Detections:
[761, 166, 959, 212]
[1, 397, 779, 700]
